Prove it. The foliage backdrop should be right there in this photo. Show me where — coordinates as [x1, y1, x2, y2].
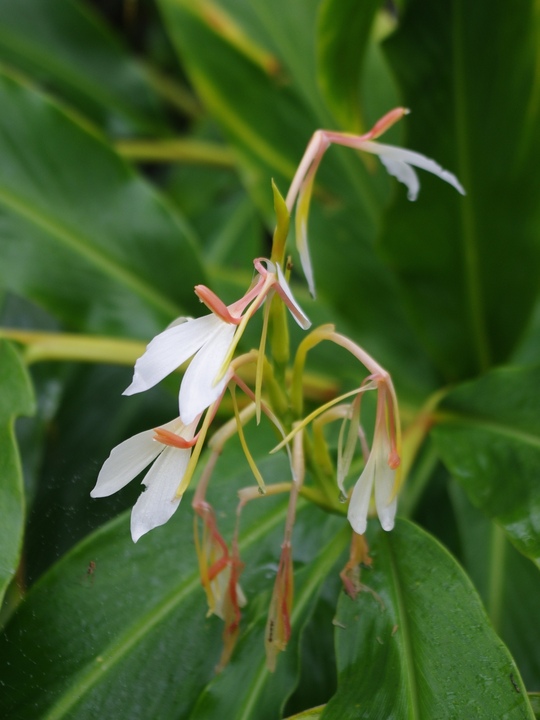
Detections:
[0, 0, 539, 718]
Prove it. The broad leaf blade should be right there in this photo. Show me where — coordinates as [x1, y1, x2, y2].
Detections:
[0, 69, 204, 338]
[382, 0, 540, 380]
[0, 0, 168, 134]
[317, 0, 381, 131]
[322, 519, 534, 719]
[450, 482, 540, 689]
[0, 341, 35, 604]
[432, 365, 540, 567]
[0, 443, 346, 719]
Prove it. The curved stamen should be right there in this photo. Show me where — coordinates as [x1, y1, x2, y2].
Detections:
[195, 285, 242, 325]
[153, 427, 198, 448]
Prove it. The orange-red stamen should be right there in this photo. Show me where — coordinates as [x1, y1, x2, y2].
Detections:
[195, 284, 242, 325]
[153, 427, 197, 448]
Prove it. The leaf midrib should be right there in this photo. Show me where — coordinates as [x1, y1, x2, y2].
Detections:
[40, 502, 291, 720]
[385, 533, 421, 720]
[437, 411, 540, 451]
[452, 1, 491, 372]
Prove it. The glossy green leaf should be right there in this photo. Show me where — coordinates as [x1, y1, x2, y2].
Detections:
[0, 0, 168, 135]
[286, 708, 324, 720]
[317, 0, 381, 131]
[450, 482, 540, 689]
[382, 0, 540, 380]
[322, 519, 534, 719]
[0, 341, 35, 604]
[432, 365, 540, 567]
[0, 69, 204, 338]
[0, 439, 346, 719]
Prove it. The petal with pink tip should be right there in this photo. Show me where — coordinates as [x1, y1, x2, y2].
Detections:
[123, 314, 223, 395]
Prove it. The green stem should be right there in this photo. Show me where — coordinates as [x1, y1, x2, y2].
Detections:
[0, 328, 144, 366]
[453, 1, 491, 371]
[145, 66, 203, 118]
[487, 522, 506, 632]
[116, 138, 235, 166]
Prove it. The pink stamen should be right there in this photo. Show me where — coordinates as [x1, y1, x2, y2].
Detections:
[194, 285, 241, 325]
[367, 107, 410, 140]
[153, 427, 197, 448]
[228, 274, 267, 316]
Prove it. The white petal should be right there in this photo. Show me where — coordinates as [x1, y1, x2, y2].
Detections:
[179, 322, 236, 424]
[275, 262, 311, 329]
[123, 314, 223, 395]
[298, 218, 316, 299]
[91, 429, 162, 498]
[375, 460, 397, 532]
[359, 140, 466, 197]
[379, 156, 420, 201]
[347, 449, 377, 535]
[130, 445, 191, 542]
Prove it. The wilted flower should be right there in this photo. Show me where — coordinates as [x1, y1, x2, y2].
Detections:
[91, 416, 198, 541]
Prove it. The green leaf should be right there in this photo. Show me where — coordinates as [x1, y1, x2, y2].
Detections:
[322, 519, 534, 719]
[530, 693, 540, 718]
[0, 0, 168, 135]
[0, 341, 35, 605]
[0, 69, 204, 338]
[450, 482, 540, 689]
[0, 439, 346, 718]
[382, 0, 540, 380]
[317, 0, 381, 131]
[285, 707, 324, 720]
[432, 365, 540, 567]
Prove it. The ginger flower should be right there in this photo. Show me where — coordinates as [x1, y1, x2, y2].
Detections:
[91, 417, 198, 541]
[124, 258, 310, 424]
[347, 376, 401, 535]
[286, 107, 466, 296]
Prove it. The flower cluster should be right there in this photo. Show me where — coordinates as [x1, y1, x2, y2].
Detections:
[91, 108, 463, 669]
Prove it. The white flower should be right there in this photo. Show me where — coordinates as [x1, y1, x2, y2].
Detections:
[124, 313, 236, 425]
[347, 428, 397, 535]
[347, 377, 401, 535]
[91, 417, 198, 542]
[124, 259, 310, 424]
